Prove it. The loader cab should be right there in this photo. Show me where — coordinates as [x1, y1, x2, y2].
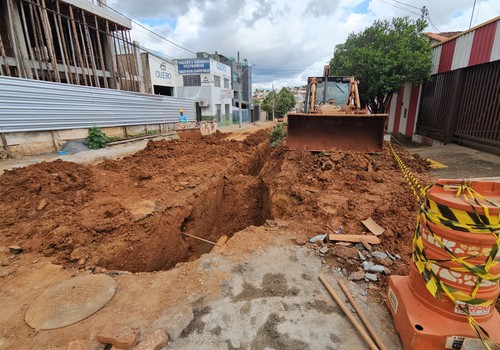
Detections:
[304, 76, 351, 113]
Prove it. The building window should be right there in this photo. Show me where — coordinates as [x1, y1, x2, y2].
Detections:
[183, 75, 201, 86]
[214, 75, 221, 87]
[224, 78, 229, 89]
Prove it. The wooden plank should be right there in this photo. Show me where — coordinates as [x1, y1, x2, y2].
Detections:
[0, 33, 10, 76]
[319, 276, 379, 350]
[110, 21, 123, 89]
[52, 10, 70, 83]
[10, 0, 33, 78]
[125, 30, 138, 91]
[338, 279, 387, 350]
[19, 1, 39, 79]
[0, 133, 10, 157]
[361, 218, 385, 236]
[6, 0, 26, 78]
[105, 20, 118, 89]
[27, 1, 45, 78]
[81, 10, 99, 87]
[39, 0, 61, 82]
[69, 4, 88, 86]
[55, 0, 73, 84]
[114, 24, 129, 90]
[77, 19, 92, 86]
[328, 234, 380, 245]
[93, 16, 108, 88]
[31, 0, 52, 80]
[120, 28, 134, 90]
[66, 17, 79, 84]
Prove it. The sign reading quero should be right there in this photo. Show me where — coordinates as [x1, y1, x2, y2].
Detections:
[149, 55, 174, 86]
[155, 61, 172, 80]
[178, 59, 210, 74]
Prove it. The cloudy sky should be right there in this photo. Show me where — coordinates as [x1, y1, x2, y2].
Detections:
[106, 0, 499, 89]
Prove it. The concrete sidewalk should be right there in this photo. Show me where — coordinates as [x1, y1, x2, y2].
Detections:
[0, 121, 274, 175]
[409, 143, 500, 180]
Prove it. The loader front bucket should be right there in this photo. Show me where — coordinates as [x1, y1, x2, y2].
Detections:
[286, 113, 387, 152]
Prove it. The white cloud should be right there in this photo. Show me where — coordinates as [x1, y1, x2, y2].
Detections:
[108, 0, 500, 89]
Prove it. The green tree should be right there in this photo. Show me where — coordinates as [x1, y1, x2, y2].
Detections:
[261, 90, 277, 115]
[276, 88, 295, 117]
[329, 17, 432, 113]
[261, 88, 296, 117]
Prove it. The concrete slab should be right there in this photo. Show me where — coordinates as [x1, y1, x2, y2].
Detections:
[410, 144, 500, 180]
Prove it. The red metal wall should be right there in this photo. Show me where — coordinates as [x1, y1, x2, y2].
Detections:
[405, 85, 420, 137]
[469, 21, 497, 66]
[392, 86, 404, 134]
[438, 40, 457, 73]
[436, 17, 499, 74]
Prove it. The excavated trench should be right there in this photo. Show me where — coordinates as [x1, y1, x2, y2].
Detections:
[94, 141, 274, 273]
[0, 131, 286, 273]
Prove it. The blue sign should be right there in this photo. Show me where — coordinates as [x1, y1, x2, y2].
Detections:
[178, 59, 210, 74]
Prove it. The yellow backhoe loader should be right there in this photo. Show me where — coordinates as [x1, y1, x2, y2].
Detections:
[287, 72, 387, 152]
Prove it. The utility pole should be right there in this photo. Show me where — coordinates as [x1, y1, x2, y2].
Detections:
[420, 6, 428, 21]
[237, 51, 242, 128]
[272, 83, 275, 120]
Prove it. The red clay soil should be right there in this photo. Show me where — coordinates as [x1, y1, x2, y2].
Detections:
[0, 130, 429, 279]
[0, 130, 271, 272]
[260, 144, 431, 279]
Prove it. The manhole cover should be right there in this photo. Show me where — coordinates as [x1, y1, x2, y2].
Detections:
[25, 274, 117, 330]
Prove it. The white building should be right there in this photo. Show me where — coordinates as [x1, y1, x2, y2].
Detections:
[141, 53, 177, 96]
[175, 58, 233, 123]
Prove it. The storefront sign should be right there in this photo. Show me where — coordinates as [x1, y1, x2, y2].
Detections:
[149, 55, 175, 86]
[178, 59, 210, 74]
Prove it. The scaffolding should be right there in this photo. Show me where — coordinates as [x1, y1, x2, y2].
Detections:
[0, 0, 141, 92]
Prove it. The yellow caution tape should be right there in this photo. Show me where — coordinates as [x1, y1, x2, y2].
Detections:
[389, 144, 500, 350]
[388, 142, 427, 202]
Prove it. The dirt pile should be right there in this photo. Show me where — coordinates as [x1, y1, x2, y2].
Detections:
[0, 130, 430, 279]
[260, 144, 431, 278]
[0, 130, 271, 272]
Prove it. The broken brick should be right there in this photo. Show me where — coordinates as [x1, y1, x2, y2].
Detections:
[97, 322, 140, 349]
[133, 329, 169, 350]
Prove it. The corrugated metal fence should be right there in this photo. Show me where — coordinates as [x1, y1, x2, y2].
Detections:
[0, 76, 196, 133]
[417, 60, 500, 154]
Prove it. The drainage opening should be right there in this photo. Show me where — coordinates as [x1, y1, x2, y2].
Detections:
[414, 324, 424, 331]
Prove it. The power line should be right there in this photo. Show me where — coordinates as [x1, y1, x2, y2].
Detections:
[377, 0, 421, 16]
[426, 15, 441, 33]
[390, 0, 421, 10]
[101, 1, 198, 54]
[75, 0, 196, 55]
